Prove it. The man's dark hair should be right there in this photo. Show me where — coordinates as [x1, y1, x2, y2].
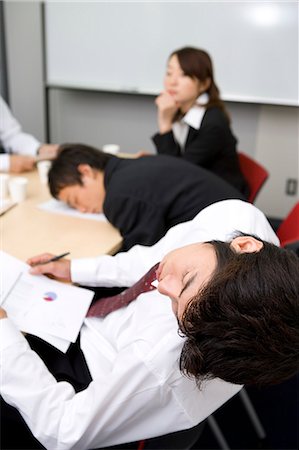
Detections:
[48, 143, 112, 198]
[179, 238, 299, 387]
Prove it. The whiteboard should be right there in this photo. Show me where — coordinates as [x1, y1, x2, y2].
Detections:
[45, 2, 299, 106]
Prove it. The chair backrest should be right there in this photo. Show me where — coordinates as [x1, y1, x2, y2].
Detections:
[276, 202, 299, 248]
[142, 421, 205, 449]
[96, 422, 205, 450]
[238, 152, 269, 203]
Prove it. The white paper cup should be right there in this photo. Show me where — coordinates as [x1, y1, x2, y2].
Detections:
[8, 177, 28, 203]
[0, 174, 10, 199]
[102, 144, 120, 155]
[37, 160, 51, 184]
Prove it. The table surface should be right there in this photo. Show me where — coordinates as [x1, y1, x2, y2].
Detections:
[1, 170, 122, 261]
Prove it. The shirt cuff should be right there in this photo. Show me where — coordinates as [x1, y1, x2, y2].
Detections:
[0, 153, 10, 172]
[71, 256, 105, 285]
[71, 254, 129, 288]
[0, 318, 28, 352]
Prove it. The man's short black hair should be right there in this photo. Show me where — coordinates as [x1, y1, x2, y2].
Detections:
[48, 143, 112, 198]
[179, 238, 299, 387]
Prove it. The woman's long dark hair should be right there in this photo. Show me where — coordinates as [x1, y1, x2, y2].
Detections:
[171, 47, 230, 122]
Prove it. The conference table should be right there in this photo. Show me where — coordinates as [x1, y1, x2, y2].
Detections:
[1, 170, 123, 261]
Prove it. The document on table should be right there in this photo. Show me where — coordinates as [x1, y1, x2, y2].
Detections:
[0, 251, 94, 352]
[38, 198, 108, 222]
[0, 198, 16, 215]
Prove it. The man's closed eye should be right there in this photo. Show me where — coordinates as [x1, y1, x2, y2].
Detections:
[179, 273, 197, 298]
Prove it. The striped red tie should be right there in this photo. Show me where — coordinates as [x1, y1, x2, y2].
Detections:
[87, 263, 160, 318]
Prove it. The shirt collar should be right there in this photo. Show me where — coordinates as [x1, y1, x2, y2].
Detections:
[182, 92, 209, 130]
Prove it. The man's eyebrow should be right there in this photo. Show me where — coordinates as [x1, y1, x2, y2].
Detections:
[179, 273, 197, 298]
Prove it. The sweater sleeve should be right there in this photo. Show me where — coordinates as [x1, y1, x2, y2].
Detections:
[152, 130, 181, 156]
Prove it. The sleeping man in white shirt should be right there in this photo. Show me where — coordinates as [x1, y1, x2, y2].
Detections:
[1, 200, 298, 450]
[0, 96, 58, 173]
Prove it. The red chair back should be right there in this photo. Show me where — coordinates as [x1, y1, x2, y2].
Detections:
[238, 152, 269, 203]
[276, 202, 299, 248]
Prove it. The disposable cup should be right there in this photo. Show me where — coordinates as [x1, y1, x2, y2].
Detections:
[8, 177, 28, 203]
[37, 160, 51, 184]
[102, 144, 120, 155]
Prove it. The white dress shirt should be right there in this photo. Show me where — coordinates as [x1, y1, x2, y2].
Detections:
[0, 200, 279, 450]
[172, 93, 209, 151]
[0, 96, 40, 171]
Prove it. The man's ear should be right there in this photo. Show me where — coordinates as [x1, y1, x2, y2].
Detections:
[77, 164, 94, 181]
[230, 236, 264, 254]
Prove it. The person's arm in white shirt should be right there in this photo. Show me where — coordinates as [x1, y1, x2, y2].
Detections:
[0, 310, 197, 449]
[29, 200, 279, 289]
[27, 214, 193, 287]
[71, 217, 194, 287]
[0, 97, 59, 172]
[0, 217, 197, 449]
[0, 97, 40, 156]
[0, 153, 10, 172]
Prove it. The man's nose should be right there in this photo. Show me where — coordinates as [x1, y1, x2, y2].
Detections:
[157, 274, 180, 299]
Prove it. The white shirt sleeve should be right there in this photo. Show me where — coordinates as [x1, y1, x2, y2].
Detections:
[0, 318, 195, 450]
[71, 200, 279, 289]
[71, 246, 162, 287]
[0, 153, 10, 172]
[0, 96, 40, 157]
[71, 217, 195, 287]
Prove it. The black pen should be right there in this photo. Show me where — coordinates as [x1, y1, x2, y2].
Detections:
[42, 252, 70, 265]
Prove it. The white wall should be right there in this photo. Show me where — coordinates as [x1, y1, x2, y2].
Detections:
[255, 106, 299, 218]
[48, 89, 260, 156]
[45, 2, 298, 106]
[48, 89, 158, 153]
[4, 1, 46, 142]
[0, 2, 8, 99]
[3, 1, 299, 219]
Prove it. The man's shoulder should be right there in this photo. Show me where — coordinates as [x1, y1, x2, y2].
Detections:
[194, 200, 255, 222]
[192, 200, 278, 244]
[107, 154, 190, 180]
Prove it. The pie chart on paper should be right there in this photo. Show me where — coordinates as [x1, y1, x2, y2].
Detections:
[43, 291, 57, 302]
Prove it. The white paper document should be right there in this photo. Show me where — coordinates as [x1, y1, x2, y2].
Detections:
[0, 251, 94, 352]
[38, 198, 108, 222]
[0, 198, 17, 216]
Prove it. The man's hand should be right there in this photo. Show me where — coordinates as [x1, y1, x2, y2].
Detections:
[27, 253, 71, 281]
[134, 150, 152, 158]
[9, 155, 36, 173]
[38, 144, 59, 160]
[0, 307, 7, 319]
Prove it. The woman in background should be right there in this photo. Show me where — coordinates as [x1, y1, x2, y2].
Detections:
[152, 47, 249, 197]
